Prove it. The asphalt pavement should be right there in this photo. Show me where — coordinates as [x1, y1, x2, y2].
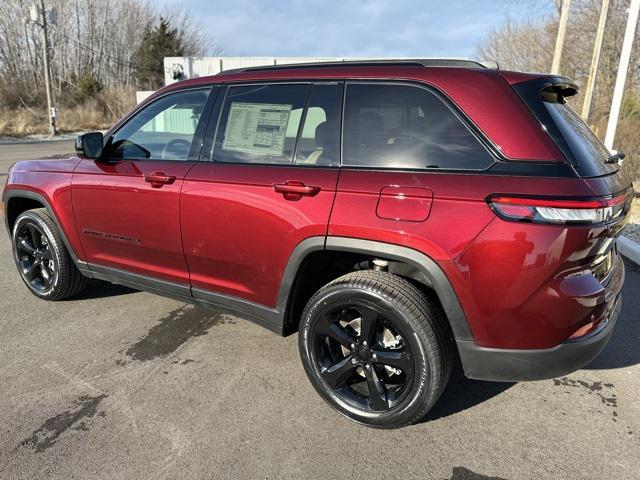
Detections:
[0, 139, 74, 175]
[0, 142, 639, 480]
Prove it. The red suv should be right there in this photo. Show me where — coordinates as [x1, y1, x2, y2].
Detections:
[3, 60, 632, 428]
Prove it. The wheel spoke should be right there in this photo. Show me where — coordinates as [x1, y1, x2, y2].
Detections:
[41, 248, 53, 260]
[40, 265, 52, 287]
[19, 237, 36, 254]
[22, 262, 38, 281]
[371, 349, 412, 373]
[28, 225, 42, 249]
[319, 321, 355, 349]
[358, 308, 378, 344]
[365, 366, 388, 410]
[321, 355, 357, 389]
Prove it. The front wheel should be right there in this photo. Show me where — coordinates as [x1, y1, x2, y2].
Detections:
[12, 208, 87, 300]
[298, 270, 452, 429]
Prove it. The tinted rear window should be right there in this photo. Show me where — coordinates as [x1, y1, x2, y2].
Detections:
[513, 81, 618, 177]
[342, 83, 494, 170]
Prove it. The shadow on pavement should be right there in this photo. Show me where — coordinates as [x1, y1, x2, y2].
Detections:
[585, 258, 640, 370]
[70, 279, 137, 300]
[422, 361, 515, 422]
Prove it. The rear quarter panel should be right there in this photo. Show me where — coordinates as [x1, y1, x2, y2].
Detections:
[330, 170, 615, 349]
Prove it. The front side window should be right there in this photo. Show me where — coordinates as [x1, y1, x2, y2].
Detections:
[108, 88, 210, 161]
[342, 83, 494, 170]
[213, 84, 309, 165]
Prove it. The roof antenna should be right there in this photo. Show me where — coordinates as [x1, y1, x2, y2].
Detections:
[480, 60, 499, 70]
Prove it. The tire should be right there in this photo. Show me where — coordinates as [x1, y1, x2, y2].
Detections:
[12, 208, 87, 300]
[298, 270, 452, 429]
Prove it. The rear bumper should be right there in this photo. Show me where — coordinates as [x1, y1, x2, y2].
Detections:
[457, 292, 622, 382]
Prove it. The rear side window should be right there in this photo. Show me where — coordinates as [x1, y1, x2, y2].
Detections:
[342, 83, 494, 170]
[214, 84, 309, 165]
[513, 81, 618, 178]
[294, 83, 342, 167]
[544, 95, 617, 177]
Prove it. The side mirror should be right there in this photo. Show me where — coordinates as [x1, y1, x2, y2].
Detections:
[75, 132, 104, 159]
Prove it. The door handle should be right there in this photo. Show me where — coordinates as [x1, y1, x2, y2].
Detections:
[144, 171, 176, 188]
[273, 181, 321, 200]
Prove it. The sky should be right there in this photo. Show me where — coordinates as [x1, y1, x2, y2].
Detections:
[172, 0, 553, 58]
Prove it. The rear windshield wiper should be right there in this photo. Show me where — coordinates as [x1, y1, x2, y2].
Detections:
[606, 151, 625, 164]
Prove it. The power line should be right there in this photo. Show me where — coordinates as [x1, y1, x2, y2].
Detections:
[51, 30, 181, 77]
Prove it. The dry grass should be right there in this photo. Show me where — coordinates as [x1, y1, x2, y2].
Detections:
[0, 87, 136, 137]
[0, 105, 113, 137]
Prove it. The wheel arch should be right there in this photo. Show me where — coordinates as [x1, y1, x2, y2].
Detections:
[3, 189, 86, 268]
[279, 236, 473, 342]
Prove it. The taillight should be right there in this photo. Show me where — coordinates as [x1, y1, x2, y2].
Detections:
[487, 192, 630, 225]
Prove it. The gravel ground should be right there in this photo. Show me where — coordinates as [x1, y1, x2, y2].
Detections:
[623, 198, 640, 244]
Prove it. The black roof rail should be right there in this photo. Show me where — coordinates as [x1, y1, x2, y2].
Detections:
[220, 58, 489, 74]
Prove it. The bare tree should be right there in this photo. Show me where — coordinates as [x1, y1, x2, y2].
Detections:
[0, 0, 219, 107]
[476, 0, 640, 186]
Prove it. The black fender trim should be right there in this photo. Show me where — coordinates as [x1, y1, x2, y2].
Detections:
[323, 237, 473, 341]
[3, 189, 88, 269]
[276, 236, 326, 313]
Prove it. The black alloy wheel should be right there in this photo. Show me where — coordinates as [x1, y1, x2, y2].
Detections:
[312, 303, 414, 412]
[15, 221, 57, 294]
[299, 270, 452, 429]
[12, 208, 87, 300]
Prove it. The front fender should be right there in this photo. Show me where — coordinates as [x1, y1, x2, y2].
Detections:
[3, 186, 86, 267]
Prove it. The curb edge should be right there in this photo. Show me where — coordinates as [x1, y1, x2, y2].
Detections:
[618, 236, 640, 266]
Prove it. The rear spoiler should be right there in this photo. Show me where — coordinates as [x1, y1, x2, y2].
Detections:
[501, 72, 579, 96]
[508, 75, 579, 103]
[540, 80, 579, 98]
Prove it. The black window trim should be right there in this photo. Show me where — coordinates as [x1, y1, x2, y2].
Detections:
[291, 85, 313, 164]
[193, 78, 576, 178]
[204, 80, 344, 169]
[103, 85, 217, 163]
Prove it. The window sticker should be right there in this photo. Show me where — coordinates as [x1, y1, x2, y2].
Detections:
[222, 102, 292, 156]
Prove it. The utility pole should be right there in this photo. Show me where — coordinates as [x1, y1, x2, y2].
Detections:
[604, 0, 640, 150]
[26, 1, 57, 136]
[581, 0, 609, 120]
[39, 0, 56, 136]
[551, 0, 572, 74]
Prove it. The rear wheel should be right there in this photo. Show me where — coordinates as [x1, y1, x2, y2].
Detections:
[298, 270, 452, 428]
[12, 208, 87, 300]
